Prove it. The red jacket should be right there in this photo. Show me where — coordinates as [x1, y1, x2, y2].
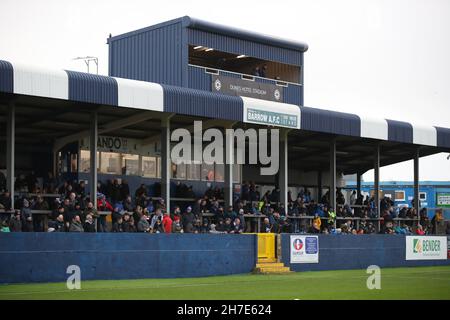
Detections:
[97, 198, 113, 211]
[162, 215, 173, 233]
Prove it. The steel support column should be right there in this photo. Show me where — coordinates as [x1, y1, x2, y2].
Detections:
[374, 144, 381, 230]
[278, 129, 289, 207]
[356, 172, 362, 199]
[90, 111, 98, 208]
[224, 124, 234, 208]
[6, 103, 15, 209]
[161, 116, 172, 213]
[317, 171, 323, 202]
[329, 139, 336, 215]
[413, 148, 420, 214]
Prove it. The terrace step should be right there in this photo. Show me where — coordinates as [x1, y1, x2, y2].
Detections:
[253, 259, 292, 274]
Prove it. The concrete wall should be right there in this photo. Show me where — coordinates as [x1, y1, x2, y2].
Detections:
[281, 234, 450, 272]
[0, 233, 257, 284]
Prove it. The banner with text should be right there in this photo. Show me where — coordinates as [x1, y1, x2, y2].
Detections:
[212, 74, 283, 102]
[290, 235, 319, 264]
[405, 236, 447, 260]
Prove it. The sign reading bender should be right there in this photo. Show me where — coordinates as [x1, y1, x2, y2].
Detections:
[405, 236, 447, 260]
[290, 235, 319, 264]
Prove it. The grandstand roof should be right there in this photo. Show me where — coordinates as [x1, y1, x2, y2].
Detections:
[1, 60, 449, 174]
[107, 16, 309, 53]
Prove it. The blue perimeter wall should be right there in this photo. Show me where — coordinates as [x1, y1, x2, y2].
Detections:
[0, 233, 257, 284]
[281, 234, 450, 272]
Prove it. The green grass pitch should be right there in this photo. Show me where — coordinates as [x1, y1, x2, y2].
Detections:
[1, 266, 449, 300]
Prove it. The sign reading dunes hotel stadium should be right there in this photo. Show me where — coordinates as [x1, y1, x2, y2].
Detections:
[290, 235, 319, 263]
[405, 236, 447, 260]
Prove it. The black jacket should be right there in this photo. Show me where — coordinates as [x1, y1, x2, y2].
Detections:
[83, 221, 96, 232]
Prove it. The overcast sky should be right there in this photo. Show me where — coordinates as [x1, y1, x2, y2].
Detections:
[1, 0, 449, 182]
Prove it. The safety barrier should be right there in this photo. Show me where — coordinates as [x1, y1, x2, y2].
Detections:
[0, 233, 257, 283]
[280, 234, 450, 272]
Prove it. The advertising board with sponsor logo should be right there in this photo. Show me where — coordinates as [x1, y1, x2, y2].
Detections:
[405, 236, 448, 260]
[290, 235, 319, 263]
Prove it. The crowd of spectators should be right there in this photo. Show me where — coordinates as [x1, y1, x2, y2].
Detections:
[0, 173, 449, 235]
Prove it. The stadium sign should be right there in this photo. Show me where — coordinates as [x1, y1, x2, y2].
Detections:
[212, 74, 283, 102]
[405, 236, 447, 260]
[246, 108, 298, 128]
[290, 235, 319, 264]
[436, 192, 450, 208]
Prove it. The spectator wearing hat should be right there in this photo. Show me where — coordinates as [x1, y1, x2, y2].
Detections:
[172, 215, 183, 233]
[192, 218, 202, 234]
[21, 199, 33, 232]
[200, 218, 210, 233]
[9, 210, 22, 232]
[97, 194, 113, 232]
[225, 205, 237, 221]
[182, 206, 195, 233]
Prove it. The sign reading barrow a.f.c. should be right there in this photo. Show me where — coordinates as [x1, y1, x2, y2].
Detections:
[247, 108, 298, 128]
[212, 74, 283, 102]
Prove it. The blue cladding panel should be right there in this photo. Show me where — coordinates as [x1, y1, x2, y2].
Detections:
[188, 29, 302, 66]
[435, 127, 450, 149]
[188, 65, 211, 90]
[387, 119, 413, 143]
[0, 60, 13, 93]
[109, 22, 184, 85]
[300, 106, 361, 137]
[162, 85, 243, 121]
[66, 70, 118, 106]
[281, 234, 450, 272]
[0, 233, 257, 283]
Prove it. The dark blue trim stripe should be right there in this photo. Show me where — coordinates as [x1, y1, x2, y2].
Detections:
[162, 84, 243, 122]
[386, 119, 413, 143]
[299, 106, 361, 137]
[0, 60, 13, 93]
[65, 70, 118, 106]
[435, 127, 450, 149]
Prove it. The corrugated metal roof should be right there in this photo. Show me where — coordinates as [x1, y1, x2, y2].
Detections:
[162, 84, 243, 121]
[108, 16, 308, 53]
[0, 60, 13, 93]
[0, 59, 449, 150]
[182, 16, 308, 53]
[386, 119, 413, 144]
[435, 127, 450, 148]
[66, 70, 118, 106]
[299, 106, 361, 137]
